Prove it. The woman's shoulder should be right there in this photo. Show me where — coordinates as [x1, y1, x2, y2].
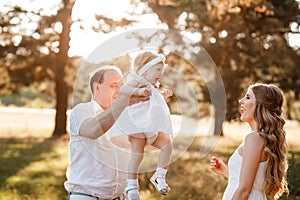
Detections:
[244, 131, 265, 147]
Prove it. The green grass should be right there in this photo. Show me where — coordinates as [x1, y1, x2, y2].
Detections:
[0, 135, 299, 200]
[0, 137, 69, 200]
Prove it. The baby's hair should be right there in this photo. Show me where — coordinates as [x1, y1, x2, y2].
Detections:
[133, 51, 164, 72]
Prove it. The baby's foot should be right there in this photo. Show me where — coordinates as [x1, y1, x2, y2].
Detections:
[124, 186, 140, 200]
[150, 172, 170, 195]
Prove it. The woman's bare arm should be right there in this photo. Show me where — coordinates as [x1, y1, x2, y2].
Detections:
[231, 132, 265, 200]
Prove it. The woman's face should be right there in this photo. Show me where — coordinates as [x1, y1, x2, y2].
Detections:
[142, 63, 164, 85]
[239, 88, 257, 124]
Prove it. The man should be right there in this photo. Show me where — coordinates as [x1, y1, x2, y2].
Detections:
[64, 65, 149, 200]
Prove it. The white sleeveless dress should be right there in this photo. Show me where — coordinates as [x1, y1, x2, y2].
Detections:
[222, 149, 268, 200]
[109, 73, 173, 148]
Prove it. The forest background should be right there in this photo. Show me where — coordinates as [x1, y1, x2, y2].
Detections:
[0, 0, 299, 199]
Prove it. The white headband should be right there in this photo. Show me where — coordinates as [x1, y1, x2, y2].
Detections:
[137, 54, 166, 76]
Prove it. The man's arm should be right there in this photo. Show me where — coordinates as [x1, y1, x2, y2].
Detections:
[120, 80, 151, 97]
[78, 95, 126, 139]
[79, 94, 149, 139]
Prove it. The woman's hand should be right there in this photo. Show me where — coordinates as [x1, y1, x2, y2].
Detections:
[210, 156, 229, 179]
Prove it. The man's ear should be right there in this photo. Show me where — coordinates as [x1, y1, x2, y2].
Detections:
[93, 82, 99, 93]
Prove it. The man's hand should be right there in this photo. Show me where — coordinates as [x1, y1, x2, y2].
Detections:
[137, 87, 151, 96]
[129, 84, 151, 105]
[129, 95, 149, 105]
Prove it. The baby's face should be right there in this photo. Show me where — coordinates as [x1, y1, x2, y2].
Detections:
[142, 63, 164, 85]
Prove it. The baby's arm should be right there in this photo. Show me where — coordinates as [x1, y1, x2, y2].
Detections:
[120, 79, 151, 96]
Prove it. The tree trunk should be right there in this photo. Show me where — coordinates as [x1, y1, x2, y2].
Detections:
[52, 0, 74, 137]
[53, 72, 68, 136]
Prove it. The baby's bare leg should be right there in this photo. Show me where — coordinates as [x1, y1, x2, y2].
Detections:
[128, 133, 146, 179]
[125, 133, 146, 199]
[150, 132, 172, 194]
[152, 132, 172, 169]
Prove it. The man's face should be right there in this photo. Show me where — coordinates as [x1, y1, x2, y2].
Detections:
[95, 69, 122, 110]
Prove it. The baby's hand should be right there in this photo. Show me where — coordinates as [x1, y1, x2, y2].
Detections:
[161, 89, 173, 98]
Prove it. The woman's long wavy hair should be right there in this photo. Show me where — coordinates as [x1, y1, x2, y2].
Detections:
[250, 83, 289, 199]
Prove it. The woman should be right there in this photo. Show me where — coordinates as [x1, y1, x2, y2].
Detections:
[210, 83, 289, 200]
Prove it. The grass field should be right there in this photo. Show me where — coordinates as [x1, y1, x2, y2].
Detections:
[0, 107, 299, 200]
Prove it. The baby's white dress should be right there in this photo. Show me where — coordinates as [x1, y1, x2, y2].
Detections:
[222, 149, 268, 200]
[109, 73, 173, 148]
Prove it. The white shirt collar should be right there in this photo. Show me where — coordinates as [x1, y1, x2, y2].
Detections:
[92, 99, 104, 114]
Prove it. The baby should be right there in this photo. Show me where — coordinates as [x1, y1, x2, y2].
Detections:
[109, 51, 173, 200]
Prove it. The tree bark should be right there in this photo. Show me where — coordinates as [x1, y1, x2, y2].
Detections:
[52, 0, 74, 137]
[53, 71, 68, 136]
